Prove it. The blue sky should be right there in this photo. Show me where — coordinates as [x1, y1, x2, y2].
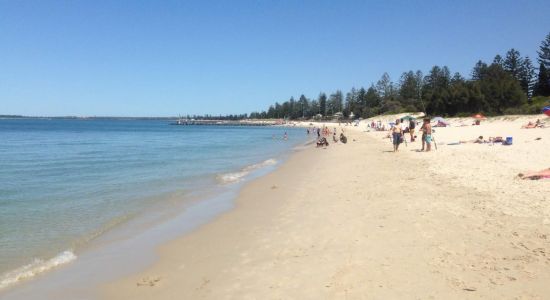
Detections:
[1, 0, 550, 117]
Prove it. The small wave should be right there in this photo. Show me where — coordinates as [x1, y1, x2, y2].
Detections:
[217, 158, 277, 184]
[0, 250, 77, 290]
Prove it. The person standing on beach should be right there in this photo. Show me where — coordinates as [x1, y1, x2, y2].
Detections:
[420, 118, 432, 151]
[391, 119, 403, 152]
[420, 119, 430, 151]
[424, 121, 432, 151]
[409, 119, 416, 142]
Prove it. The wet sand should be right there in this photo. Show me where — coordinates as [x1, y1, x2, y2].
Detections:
[104, 118, 550, 299]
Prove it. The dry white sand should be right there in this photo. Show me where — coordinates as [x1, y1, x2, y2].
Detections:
[104, 114, 550, 299]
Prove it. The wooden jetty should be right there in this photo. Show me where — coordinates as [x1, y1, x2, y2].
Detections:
[170, 119, 278, 126]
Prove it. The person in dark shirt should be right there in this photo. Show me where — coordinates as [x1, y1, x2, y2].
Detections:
[409, 119, 416, 142]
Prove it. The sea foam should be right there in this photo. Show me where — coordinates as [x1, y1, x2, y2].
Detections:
[217, 158, 277, 184]
[0, 250, 77, 290]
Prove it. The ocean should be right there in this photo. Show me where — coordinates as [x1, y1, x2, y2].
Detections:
[0, 118, 307, 292]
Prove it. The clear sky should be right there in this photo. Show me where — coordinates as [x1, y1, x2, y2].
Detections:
[1, 0, 550, 117]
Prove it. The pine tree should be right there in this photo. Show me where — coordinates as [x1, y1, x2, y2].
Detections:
[477, 64, 527, 114]
[519, 56, 535, 98]
[357, 87, 367, 117]
[318, 93, 327, 116]
[344, 88, 357, 118]
[537, 32, 550, 68]
[471, 60, 488, 80]
[298, 94, 308, 118]
[535, 32, 550, 96]
[376, 73, 392, 100]
[534, 63, 550, 96]
[423, 65, 451, 115]
[493, 55, 504, 67]
[330, 90, 343, 114]
[365, 86, 381, 117]
[504, 48, 523, 80]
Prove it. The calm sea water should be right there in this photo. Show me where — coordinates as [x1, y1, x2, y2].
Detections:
[0, 118, 306, 289]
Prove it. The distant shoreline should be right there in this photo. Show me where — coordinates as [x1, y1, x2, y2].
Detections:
[0, 115, 178, 120]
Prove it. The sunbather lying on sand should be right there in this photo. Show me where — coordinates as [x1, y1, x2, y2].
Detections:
[488, 136, 504, 143]
[518, 168, 550, 180]
[521, 119, 544, 129]
[459, 136, 486, 144]
[458, 136, 504, 144]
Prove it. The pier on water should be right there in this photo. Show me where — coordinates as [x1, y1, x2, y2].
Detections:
[170, 119, 278, 126]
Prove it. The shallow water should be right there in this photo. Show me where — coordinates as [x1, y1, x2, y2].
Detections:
[0, 118, 306, 290]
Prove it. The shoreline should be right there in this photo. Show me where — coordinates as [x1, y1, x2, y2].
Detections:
[103, 118, 549, 299]
[2, 115, 548, 299]
[0, 130, 310, 299]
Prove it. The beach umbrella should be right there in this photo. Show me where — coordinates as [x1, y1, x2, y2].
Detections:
[543, 106, 550, 117]
[401, 115, 416, 121]
[473, 113, 487, 120]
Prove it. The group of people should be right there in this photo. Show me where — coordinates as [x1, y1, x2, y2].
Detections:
[390, 118, 433, 152]
[368, 120, 386, 131]
[308, 125, 348, 148]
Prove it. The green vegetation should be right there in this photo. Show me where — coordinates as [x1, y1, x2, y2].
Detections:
[250, 32, 550, 120]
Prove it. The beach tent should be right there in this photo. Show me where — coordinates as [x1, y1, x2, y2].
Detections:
[431, 116, 448, 124]
[543, 106, 550, 117]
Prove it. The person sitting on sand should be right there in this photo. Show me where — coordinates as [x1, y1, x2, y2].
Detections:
[391, 119, 403, 152]
[340, 133, 347, 144]
[317, 137, 329, 148]
[518, 168, 550, 180]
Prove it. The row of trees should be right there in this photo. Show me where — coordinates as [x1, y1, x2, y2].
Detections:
[250, 32, 550, 119]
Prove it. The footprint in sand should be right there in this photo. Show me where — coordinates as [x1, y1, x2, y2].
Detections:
[137, 276, 161, 287]
[196, 278, 210, 290]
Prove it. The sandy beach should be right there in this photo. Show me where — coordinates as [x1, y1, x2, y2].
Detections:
[103, 115, 549, 299]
